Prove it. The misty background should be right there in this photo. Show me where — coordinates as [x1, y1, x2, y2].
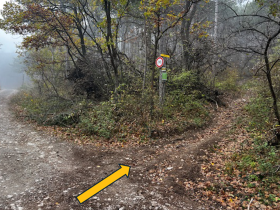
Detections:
[0, 0, 28, 89]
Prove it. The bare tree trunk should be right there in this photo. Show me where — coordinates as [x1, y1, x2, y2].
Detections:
[213, 0, 218, 44]
[181, 2, 197, 70]
[143, 21, 148, 90]
[212, 0, 218, 86]
[266, 73, 280, 125]
[264, 57, 280, 125]
[104, 0, 119, 91]
[264, 28, 280, 125]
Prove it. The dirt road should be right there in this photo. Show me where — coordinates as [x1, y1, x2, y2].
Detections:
[0, 89, 241, 210]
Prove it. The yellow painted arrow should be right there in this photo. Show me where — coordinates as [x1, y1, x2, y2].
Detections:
[76, 164, 131, 204]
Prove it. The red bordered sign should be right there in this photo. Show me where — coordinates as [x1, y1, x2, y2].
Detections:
[156, 57, 164, 68]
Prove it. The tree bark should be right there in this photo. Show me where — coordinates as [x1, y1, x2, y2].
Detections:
[181, 1, 196, 70]
[265, 58, 280, 125]
[104, 0, 119, 91]
[264, 28, 280, 125]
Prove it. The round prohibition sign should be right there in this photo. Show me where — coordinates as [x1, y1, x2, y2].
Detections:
[156, 57, 164, 68]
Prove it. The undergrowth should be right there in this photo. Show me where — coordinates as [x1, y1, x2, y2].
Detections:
[228, 80, 280, 207]
[10, 69, 240, 143]
[215, 68, 240, 92]
[10, 71, 218, 143]
[189, 78, 280, 209]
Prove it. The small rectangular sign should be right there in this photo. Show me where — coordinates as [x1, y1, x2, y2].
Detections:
[160, 54, 170, 58]
[162, 72, 167, 81]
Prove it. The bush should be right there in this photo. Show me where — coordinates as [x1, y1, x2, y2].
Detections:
[244, 95, 273, 131]
[10, 72, 213, 141]
[78, 102, 115, 139]
[11, 90, 77, 125]
[166, 71, 210, 124]
[215, 68, 239, 91]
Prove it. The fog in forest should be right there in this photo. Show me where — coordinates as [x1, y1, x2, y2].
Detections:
[0, 30, 27, 89]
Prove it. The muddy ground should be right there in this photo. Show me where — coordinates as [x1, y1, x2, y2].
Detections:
[0, 89, 242, 210]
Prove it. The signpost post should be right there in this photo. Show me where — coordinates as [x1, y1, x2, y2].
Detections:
[156, 55, 169, 107]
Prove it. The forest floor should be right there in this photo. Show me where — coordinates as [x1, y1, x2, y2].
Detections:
[0, 88, 248, 210]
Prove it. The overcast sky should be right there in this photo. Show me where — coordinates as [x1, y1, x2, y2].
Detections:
[0, 0, 22, 53]
[0, 0, 26, 89]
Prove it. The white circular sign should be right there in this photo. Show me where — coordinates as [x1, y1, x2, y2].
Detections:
[156, 57, 164, 68]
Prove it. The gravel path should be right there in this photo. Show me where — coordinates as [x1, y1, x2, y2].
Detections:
[0, 90, 77, 209]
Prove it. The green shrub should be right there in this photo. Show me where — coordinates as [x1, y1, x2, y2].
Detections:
[215, 68, 239, 91]
[11, 91, 74, 125]
[244, 94, 273, 131]
[166, 71, 210, 121]
[78, 102, 115, 139]
[11, 73, 213, 140]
